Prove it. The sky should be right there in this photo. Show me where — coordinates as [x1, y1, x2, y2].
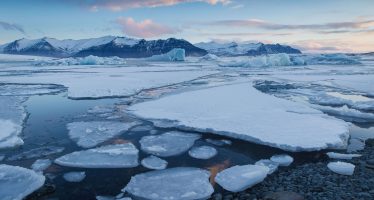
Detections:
[0, 0, 373, 53]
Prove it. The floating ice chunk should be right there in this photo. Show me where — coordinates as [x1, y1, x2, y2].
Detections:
[0, 164, 45, 200]
[63, 172, 86, 182]
[301, 54, 361, 65]
[326, 152, 361, 160]
[327, 161, 355, 175]
[255, 159, 279, 174]
[140, 131, 201, 157]
[8, 146, 65, 161]
[123, 167, 213, 200]
[35, 55, 127, 66]
[130, 125, 153, 132]
[312, 105, 374, 123]
[55, 143, 139, 168]
[220, 53, 295, 68]
[0, 119, 23, 149]
[188, 146, 217, 159]
[129, 82, 349, 152]
[96, 195, 132, 200]
[141, 155, 168, 170]
[270, 155, 294, 166]
[31, 159, 52, 172]
[87, 106, 113, 114]
[205, 138, 232, 146]
[147, 48, 185, 62]
[215, 165, 269, 192]
[200, 54, 219, 61]
[67, 121, 139, 148]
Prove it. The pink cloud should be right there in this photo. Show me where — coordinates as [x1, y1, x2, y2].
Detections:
[116, 17, 179, 38]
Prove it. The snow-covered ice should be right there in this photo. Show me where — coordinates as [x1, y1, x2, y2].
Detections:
[270, 154, 294, 166]
[146, 48, 185, 61]
[326, 152, 361, 160]
[312, 105, 374, 123]
[141, 155, 168, 170]
[327, 161, 355, 175]
[188, 146, 217, 159]
[63, 172, 86, 182]
[0, 164, 45, 200]
[67, 121, 139, 148]
[55, 143, 139, 168]
[7, 146, 64, 161]
[123, 167, 213, 200]
[31, 159, 52, 172]
[214, 165, 269, 192]
[129, 82, 349, 152]
[255, 159, 279, 174]
[0, 119, 23, 149]
[139, 131, 201, 157]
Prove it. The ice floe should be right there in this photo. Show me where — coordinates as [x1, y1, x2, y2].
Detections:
[0, 119, 23, 149]
[67, 121, 139, 148]
[146, 48, 185, 62]
[63, 172, 86, 182]
[326, 152, 361, 160]
[255, 159, 279, 174]
[270, 155, 294, 166]
[123, 167, 213, 200]
[188, 146, 217, 159]
[31, 159, 52, 172]
[55, 143, 138, 168]
[327, 161, 355, 175]
[139, 131, 201, 157]
[35, 55, 127, 66]
[0, 164, 45, 200]
[312, 105, 374, 123]
[141, 155, 168, 170]
[8, 146, 65, 161]
[215, 165, 269, 192]
[129, 82, 349, 152]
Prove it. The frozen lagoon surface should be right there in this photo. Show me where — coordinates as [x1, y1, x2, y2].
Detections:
[0, 53, 374, 199]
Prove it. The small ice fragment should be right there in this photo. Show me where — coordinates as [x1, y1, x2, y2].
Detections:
[327, 161, 355, 175]
[215, 165, 269, 192]
[255, 159, 279, 174]
[326, 152, 361, 160]
[31, 159, 52, 172]
[141, 155, 168, 170]
[205, 138, 232, 146]
[7, 146, 65, 161]
[270, 154, 294, 166]
[131, 125, 153, 132]
[188, 146, 217, 159]
[63, 171, 86, 182]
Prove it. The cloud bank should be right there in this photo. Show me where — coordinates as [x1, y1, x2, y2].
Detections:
[0, 21, 25, 34]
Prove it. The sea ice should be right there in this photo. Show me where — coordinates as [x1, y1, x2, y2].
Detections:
[327, 161, 355, 175]
[146, 48, 185, 61]
[326, 152, 361, 160]
[312, 105, 374, 123]
[123, 167, 213, 200]
[215, 165, 269, 192]
[0, 164, 45, 200]
[141, 155, 168, 170]
[205, 138, 232, 146]
[139, 131, 201, 157]
[55, 143, 139, 168]
[255, 159, 279, 174]
[188, 146, 217, 159]
[270, 155, 294, 166]
[0, 119, 23, 149]
[130, 125, 153, 132]
[63, 172, 86, 182]
[8, 146, 65, 161]
[31, 159, 52, 172]
[129, 82, 349, 152]
[67, 121, 139, 148]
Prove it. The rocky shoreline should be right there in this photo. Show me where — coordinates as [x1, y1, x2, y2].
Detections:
[211, 139, 374, 200]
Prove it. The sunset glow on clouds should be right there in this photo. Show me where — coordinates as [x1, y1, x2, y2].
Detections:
[0, 0, 373, 53]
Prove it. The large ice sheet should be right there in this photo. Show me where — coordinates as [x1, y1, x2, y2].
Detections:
[215, 165, 269, 192]
[55, 143, 139, 168]
[130, 82, 350, 151]
[123, 167, 213, 200]
[140, 131, 201, 157]
[67, 121, 139, 148]
[0, 164, 45, 200]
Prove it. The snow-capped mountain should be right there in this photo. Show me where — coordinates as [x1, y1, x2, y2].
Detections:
[0, 36, 207, 58]
[195, 41, 301, 56]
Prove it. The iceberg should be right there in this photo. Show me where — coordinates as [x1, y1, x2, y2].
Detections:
[270, 154, 294, 166]
[35, 55, 127, 66]
[63, 172, 86, 182]
[255, 159, 279, 174]
[199, 53, 219, 61]
[31, 159, 52, 172]
[123, 167, 213, 200]
[146, 48, 185, 62]
[139, 131, 201, 157]
[326, 152, 361, 160]
[327, 161, 355, 175]
[67, 121, 139, 148]
[214, 165, 269, 192]
[299, 54, 361, 65]
[55, 143, 139, 168]
[0, 164, 45, 200]
[188, 146, 217, 159]
[141, 155, 168, 170]
[129, 82, 349, 152]
[220, 53, 296, 68]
